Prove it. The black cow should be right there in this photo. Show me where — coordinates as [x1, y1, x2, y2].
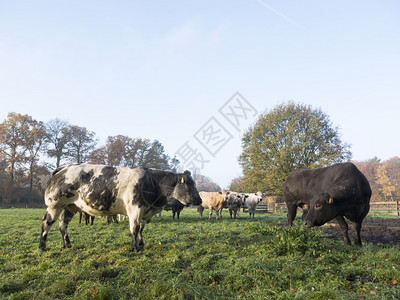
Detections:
[79, 210, 95, 225]
[283, 162, 371, 246]
[163, 199, 186, 219]
[39, 164, 202, 252]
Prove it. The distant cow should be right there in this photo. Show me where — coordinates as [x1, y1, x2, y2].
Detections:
[242, 192, 264, 218]
[39, 164, 202, 252]
[164, 199, 186, 219]
[107, 215, 119, 224]
[79, 210, 95, 225]
[283, 162, 371, 246]
[198, 191, 230, 220]
[226, 192, 243, 219]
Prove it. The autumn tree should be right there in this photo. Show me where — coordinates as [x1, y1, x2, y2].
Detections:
[384, 157, 400, 197]
[24, 120, 48, 202]
[66, 125, 98, 164]
[143, 140, 171, 170]
[0, 113, 48, 203]
[0, 113, 31, 184]
[228, 176, 247, 193]
[353, 158, 381, 202]
[239, 102, 352, 194]
[45, 119, 71, 168]
[376, 164, 395, 201]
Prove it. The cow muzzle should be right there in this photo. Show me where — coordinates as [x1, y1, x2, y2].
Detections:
[191, 195, 202, 206]
[303, 220, 313, 228]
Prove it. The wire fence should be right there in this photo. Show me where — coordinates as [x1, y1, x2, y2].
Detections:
[255, 197, 400, 217]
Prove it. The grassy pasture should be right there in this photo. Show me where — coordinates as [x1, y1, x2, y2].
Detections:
[0, 208, 399, 299]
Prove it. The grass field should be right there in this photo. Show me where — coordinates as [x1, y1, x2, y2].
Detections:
[0, 208, 399, 299]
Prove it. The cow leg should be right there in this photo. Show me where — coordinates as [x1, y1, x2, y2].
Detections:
[354, 221, 363, 246]
[197, 206, 204, 219]
[177, 211, 180, 219]
[131, 224, 141, 252]
[335, 216, 351, 245]
[209, 208, 213, 220]
[59, 207, 76, 249]
[137, 221, 146, 248]
[85, 214, 89, 225]
[172, 211, 176, 219]
[128, 213, 143, 252]
[287, 204, 297, 226]
[39, 207, 63, 251]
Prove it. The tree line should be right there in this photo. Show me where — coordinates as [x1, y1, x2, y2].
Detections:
[0, 112, 179, 207]
[2, 103, 398, 207]
[230, 102, 400, 203]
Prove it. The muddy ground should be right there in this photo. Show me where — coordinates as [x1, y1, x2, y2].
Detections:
[320, 218, 400, 245]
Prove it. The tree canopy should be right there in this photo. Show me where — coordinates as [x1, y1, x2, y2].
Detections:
[0, 113, 178, 206]
[237, 102, 352, 194]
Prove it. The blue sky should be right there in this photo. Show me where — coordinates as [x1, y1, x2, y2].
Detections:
[1, 1, 399, 188]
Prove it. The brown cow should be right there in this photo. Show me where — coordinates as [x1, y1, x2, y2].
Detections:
[198, 191, 230, 220]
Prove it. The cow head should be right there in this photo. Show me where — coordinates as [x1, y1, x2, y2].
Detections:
[303, 192, 337, 227]
[171, 170, 202, 206]
[219, 190, 230, 207]
[218, 190, 230, 200]
[241, 193, 249, 204]
[256, 191, 264, 202]
[227, 192, 242, 204]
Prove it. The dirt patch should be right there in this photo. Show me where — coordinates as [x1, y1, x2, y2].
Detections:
[320, 218, 400, 245]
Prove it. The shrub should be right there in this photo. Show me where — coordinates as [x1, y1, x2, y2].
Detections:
[247, 223, 328, 256]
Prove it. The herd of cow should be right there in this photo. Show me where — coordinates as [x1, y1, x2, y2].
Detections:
[39, 162, 371, 252]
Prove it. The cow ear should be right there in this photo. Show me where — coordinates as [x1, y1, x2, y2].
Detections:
[183, 170, 191, 176]
[218, 191, 222, 194]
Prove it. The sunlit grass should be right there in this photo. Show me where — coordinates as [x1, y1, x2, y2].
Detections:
[0, 208, 399, 299]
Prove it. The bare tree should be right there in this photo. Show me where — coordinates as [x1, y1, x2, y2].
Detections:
[66, 125, 98, 164]
[45, 119, 71, 168]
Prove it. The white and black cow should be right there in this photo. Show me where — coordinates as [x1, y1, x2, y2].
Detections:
[39, 164, 202, 252]
[226, 192, 243, 219]
[283, 162, 371, 246]
[242, 192, 264, 218]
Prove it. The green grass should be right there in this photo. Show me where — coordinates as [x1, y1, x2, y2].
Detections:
[0, 209, 399, 299]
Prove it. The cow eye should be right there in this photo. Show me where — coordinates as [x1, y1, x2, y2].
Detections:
[315, 203, 322, 209]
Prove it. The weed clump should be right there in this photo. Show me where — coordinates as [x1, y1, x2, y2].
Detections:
[247, 223, 328, 257]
